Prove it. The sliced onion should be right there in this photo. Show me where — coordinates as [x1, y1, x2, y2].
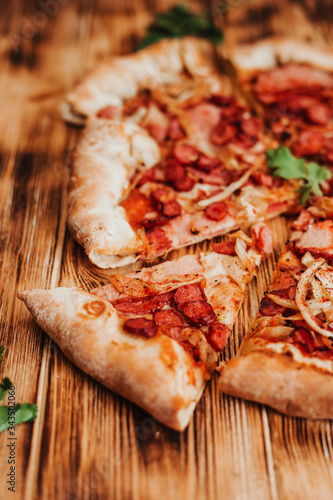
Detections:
[295, 258, 333, 338]
[235, 237, 252, 271]
[301, 252, 316, 268]
[197, 167, 255, 207]
[266, 293, 298, 309]
[254, 325, 294, 339]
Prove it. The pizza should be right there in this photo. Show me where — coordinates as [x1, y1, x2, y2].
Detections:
[18, 229, 269, 430]
[219, 208, 333, 418]
[63, 38, 299, 268]
[223, 38, 333, 169]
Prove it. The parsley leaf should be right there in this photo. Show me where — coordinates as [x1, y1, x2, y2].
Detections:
[0, 404, 38, 432]
[266, 146, 331, 204]
[0, 377, 12, 402]
[139, 5, 223, 49]
[0, 346, 38, 432]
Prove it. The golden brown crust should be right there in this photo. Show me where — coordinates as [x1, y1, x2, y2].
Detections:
[18, 287, 207, 431]
[63, 37, 222, 122]
[219, 349, 333, 419]
[223, 37, 333, 79]
[67, 119, 161, 268]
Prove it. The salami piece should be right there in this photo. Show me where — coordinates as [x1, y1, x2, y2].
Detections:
[153, 309, 183, 327]
[212, 241, 236, 256]
[165, 159, 185, 183]
[305, 104, 331, 126]
[162, 200, 182, 218]
[239, 117, 261, 137]
[182, 300, 215, 326]
[174, 284, 203, 310]
[292, 130, 324, 157]
[205, 202, 228, 221]
[251, 171, 274, 188]
[142, 216, 169, 230]
[207, 323, 230, 351]
[151, 188, 175, 203]
[172, 174, 196, 192]
[173, 144, 199, 164]
[211, 121, 237, 146]
[123, 318, 157, 338]
[197, 153, 221, 172]
[113, 292, 174, 315]
[167, 118, 186, 140]
[259, 297, 286, 317]
[145, 227, 172, 256]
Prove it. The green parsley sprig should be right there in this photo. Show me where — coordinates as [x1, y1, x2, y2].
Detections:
[139, 4, 223, 49]
[266, 146, 331, 204]
[0, 346, 38, 432]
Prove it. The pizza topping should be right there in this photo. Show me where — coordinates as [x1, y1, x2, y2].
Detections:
[211, 120, 237, 146]
[212, 240, 236, 256]
[97, 105, 121, 119]
[207, 323, 230, 351]
[295, 220, 333, 258]
[197, 153, 221, 172]
[153, 309, 183, 327]
[260, 297, 286, 316]
[181, 300, 215, 327]
[161, 199, 182, 218]
[173, 174, 196, 192]
[186, 166, 231, 186]
[293, 328, 315, 354]
[142, 216, 169, 230]
[165, 159, 186, 183]
[167, 117, 186, 140]
[292, 130, 325, 157]
[205, 201, 229, 221]
[123, 318, 157, 338]
[305, 104, 331, 126]
[173, 144, 199, 164]
[239, 117, 261, 138]
[142, 102, 169, 143]
[265, 293, 297, 309]
[198, 167, 254, 207]
[292, 209, 315, 231]
[251, 170, 274, 188]
[174, 283, 203, 310]
[145, 227, 172, 256]
[251, 223, 273, 254]
[113, 291, 174, 315]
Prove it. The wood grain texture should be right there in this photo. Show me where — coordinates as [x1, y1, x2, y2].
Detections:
[0, 1, 333, 499]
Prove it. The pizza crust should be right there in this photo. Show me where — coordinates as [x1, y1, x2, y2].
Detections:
[18, 287, 207, 431]
[223, 37, 333, 77]
[219, 349, 333, 419]
[67, 119, 161, 268]
[63, 37, 222, 123]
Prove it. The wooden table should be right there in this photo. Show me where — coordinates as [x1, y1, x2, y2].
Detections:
[1, 1, 333, 499]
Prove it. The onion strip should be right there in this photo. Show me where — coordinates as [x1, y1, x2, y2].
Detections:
[197, 167, 255, 207]
[266, 293, 298, 309]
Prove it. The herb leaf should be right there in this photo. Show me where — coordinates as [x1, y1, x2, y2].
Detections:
[139, 5, 223, 49]
[0, 377, 12, 402]
[0, 404, 38, 432]
[266, 146, 331, 204]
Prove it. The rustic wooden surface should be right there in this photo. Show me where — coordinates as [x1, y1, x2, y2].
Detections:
[1, 1, 333, 499]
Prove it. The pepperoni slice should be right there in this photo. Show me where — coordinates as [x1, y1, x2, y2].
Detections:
[123, 318, 157, 338]
[153, 309, 183, 327]
[207, 323, 230, 351]
[182, 300, 215, 326]
[150, 188, 174, 203]
[97, 105, 121, 119]
[165, 159, 185, 183]
[211, 121, 237, 146]
[162, 200, 182, 218]
[306, 104, 331, 126]
[174, 284, 203, 310]
[239, 117, 261, 137]
[136, 167, 156, 187]
[212, 241, 236, 256]
[197, 153, 221, 172]
[142, 216, 169, 230]
[173, 175, 196, 192]
[146, 227, 172, 256]
[113, 292, 174, 315]
[292, 130, 325, 157]
[167, 118, 186, 140]
[205, 202, 228, 221]
[173, 144, 199, 164]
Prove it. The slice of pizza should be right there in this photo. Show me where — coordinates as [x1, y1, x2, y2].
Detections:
[64, 37, 299, 268]
[224, 38, 333, 169]
[18, 229, 269, 430]
[219, 209, 333, 418]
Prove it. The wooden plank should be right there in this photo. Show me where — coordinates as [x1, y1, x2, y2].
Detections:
[0, 1, 333, 499]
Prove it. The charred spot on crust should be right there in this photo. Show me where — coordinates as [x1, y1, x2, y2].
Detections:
[84, 300, 106, 316]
